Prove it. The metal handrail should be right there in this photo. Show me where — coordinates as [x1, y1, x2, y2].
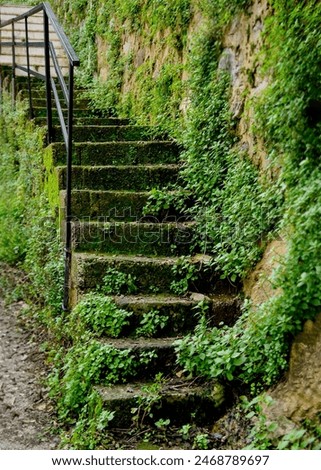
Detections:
[0, 2, 80, 311]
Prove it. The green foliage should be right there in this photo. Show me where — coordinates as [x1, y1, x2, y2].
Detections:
[180, 67, 282, 279]
[179, 423, 192, 440]
[4, 0, 321, 451]
[170, 256, 198, 295]
[0, 89, 64, 313]
[175, 0, 321, 391]
[101, 267, 137, 295]
[253, 0, 321, 326]
[135, 309, 168, 338]
[143, 187, 188, 218]
[176, 296, 295, 389]
[242, 395, 321, 450]
[131, 372, 165, 427]
[71, 293, 132, 337]
[0, 94, 34, 263]
[51, 337, 136, 419]
[62, 390, 115, 449]
[23, 210, 64, 313]
[193, 433, 209, 450]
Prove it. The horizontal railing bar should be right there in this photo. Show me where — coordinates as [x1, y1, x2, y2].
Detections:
[0, 41, 45, 48]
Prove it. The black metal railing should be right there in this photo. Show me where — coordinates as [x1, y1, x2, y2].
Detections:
[0, 2, 80, 310]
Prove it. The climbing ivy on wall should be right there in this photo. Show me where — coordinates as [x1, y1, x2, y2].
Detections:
[54, 0, 252, 129]
[177, 0, 321, 390]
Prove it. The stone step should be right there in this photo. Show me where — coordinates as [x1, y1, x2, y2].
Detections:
[0, 5, 43, 17]
[68, 190, 150, 221]
[50, 140, 178, 165]
[31, 97, 90, 109]
[71, 220, 194, 257]
[100, 337, 177, 379]
[57, 164, 180, 191]
[32, 106, 95, 118]
[0, 56, 68, 77]
[97, 379, 226, 427]
[66, 189, 185, 221]
[36, 116, 131, 127]
[113, 293, 241, 337]
[72, 117, 131, 127]
[52, 125, 167, 143]
[71, 253, 236, 302]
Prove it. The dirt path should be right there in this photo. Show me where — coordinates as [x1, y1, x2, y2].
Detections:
[0, 298, 59, 449]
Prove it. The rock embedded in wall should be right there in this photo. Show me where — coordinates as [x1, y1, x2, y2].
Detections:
[264, 313, 321, 435]
[220, 0, 271, 170]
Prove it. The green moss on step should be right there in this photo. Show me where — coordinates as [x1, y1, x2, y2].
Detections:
[43, 144, 60, 214]
[51, 141, 179, 166]
[57, 165, 180, 191]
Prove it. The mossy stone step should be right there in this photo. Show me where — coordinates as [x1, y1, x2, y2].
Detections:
[101, 337, 177, 379]
[51, 141, 179, 165]
[32, 106, 98, 118]
[31, 97, 90, 109]
[52, 125, 167, 143]
[71, 253, 236, 302]
[57, 165, 180, 191]
[36, 117, 131, 127]
[67, 190, 150, 221]
[71, 221, 194, 256]
[113, 293, 240, 337]
[97, 379, 226, 427]
[65, 189, 184, 221]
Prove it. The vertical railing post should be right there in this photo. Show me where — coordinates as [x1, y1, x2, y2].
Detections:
[43, 11, 53, 144]
[62, 63, 74, 311]
[25, 17, 33, 119]
[11, 22, 15, 106]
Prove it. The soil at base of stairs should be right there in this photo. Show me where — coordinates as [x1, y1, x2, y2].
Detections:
[0, 277, 59, 449]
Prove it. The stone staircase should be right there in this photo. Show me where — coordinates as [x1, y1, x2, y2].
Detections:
[63, 105, 239, 428]
[16, 78, 242, 430]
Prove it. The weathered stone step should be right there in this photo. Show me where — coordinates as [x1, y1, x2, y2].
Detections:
[57, 165, 180, 191]
[102, 337, 176, 379]
[65, 189, 185, 221]
[36, 116, 131, 127]
[31, 97, 90, 109]
[52, 125, 167, 143]
[113, 293, 240, 337]
[68, 190, 150, 221]
[71, 253, 236, 303]
[32, 106, 96, 118]
[97, 379, 226, 427]
[50, 141, 179, 165]
[71, 220, 194, 256]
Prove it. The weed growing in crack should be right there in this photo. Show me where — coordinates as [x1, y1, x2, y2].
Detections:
[135, 309, 169, 338]
[170, 256, 198, 295]
[101, 267, 138, 295]
[131, 373, 165, 428]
